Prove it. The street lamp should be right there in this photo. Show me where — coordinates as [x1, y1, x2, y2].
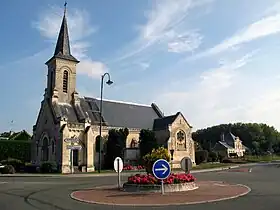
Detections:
[170, 149, 175, 170]
[98, 72, 113, 173]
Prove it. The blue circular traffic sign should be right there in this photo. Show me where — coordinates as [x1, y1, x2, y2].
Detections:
[152, 159, 171, 180]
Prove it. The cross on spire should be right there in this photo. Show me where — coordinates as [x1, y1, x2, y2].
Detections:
[64, 1, 67, 15]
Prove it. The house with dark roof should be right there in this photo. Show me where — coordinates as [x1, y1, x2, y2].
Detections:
[31, 5, 195, 173]
[213, 132, 247, 157]
[0, 130, 31, 141]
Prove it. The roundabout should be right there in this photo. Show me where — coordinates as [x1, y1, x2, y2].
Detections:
[0, 164, 279, 210]
[70, 181, 250, 206]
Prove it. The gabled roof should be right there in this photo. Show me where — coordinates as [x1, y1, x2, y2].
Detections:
[8, 130, 31, 141]
[217, 141, 233, 149]
[220, 131, 237, 147]
[153, 112, 192, 130]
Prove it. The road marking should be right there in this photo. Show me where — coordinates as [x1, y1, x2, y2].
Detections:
[154, 164, 168, 174]
[0, 182, 7, 184]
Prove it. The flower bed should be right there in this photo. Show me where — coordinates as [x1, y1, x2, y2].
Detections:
[123, 173, 197, 193]
[123, 164, 145, 171]
[127, 173, 196, 185]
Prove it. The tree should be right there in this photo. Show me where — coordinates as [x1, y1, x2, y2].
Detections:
[192, 123, 280, 154]
[104, 128, 129, 169]
[139, 129, 158, 160]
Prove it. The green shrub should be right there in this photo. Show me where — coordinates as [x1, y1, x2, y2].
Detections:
[208, 151, 218, 162]
[0, 165, 16, 174]
[24, 163, 40, 173]
[0, 140, 31, 162]
[195, 150, 209, 165]
[0, 158, 24, 172]
[217, 151, 227, 162]
[222, 159, 232, 163]
[143, 147, 170, 174]
[40, 162, 58, 173]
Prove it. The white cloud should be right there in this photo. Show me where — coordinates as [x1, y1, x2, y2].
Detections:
[168, 30, 203, 53]
[78, 60, 108, 79]
[113, 0, 213, 63]
[154, 52, 257, 129]
[138, 62, 150, 70]
[190, 11, 280, 60]
[33, 6, 105, 79]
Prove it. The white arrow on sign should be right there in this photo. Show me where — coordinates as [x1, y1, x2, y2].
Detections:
[155, 164, 168, 174]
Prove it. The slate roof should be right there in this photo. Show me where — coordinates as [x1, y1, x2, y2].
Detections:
[82, 97, 163, 129]
[45, 10, 79, 64]
[218, 132, 243, 149]
[217, 141, 233, 149]
[52, 103, 79, 123]
[51, 97, 164, 129]
[153, 112, 192, 130]
[153, 114, 177, 130]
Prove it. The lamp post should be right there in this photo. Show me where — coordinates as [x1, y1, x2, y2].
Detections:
[170, 149, 175, 170]
[98, 73, 113, 173]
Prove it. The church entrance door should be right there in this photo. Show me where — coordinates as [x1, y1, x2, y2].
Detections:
[73, 150, 79, 166]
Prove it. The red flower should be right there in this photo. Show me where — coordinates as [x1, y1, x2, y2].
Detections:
[126, 173, 196, 185]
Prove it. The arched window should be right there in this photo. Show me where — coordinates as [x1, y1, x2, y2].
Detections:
[176, 130, 186, 150]
[63, 70, 68, 93]
[42, 137, 49, 161]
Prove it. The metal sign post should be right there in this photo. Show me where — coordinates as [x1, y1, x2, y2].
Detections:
[152, 159, 171, 195]
[180, 157, 192, 174]
[114, 157, 123, 189]
[117, 159, 120, 188]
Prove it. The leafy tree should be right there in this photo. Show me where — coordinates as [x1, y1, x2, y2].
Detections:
[143, 147, 170, 174]
[104, 128, 129, 169]
[139, 129, 158, 159]
[208, 151, 218, 162]
[192, 123, 280, 154]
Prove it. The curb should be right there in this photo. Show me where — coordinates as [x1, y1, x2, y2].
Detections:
[70, 183, 251, 206]
[0, 162, 276, 178]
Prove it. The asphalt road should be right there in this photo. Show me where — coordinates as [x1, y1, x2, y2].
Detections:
[0, 164, 279, 210]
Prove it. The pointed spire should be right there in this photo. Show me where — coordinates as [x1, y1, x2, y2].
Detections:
[52, 2, 79, 63]
[64, 1, 67, 15]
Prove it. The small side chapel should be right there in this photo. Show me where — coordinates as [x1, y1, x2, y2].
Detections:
[31, 5, 196, 173]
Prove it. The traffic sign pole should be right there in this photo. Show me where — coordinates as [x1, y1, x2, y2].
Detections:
[117, 158, 121, 189]
[114, 157, 124, 189]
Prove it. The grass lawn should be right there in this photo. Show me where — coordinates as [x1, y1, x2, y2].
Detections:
[191, 162, 235, 170]
[244, 155, 280, 162]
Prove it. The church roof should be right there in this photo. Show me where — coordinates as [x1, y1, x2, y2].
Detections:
[52, 97, 164, 129]
[153, 114, 177, 130]
[45, 5, 79, 64]
[153, 112, 192, 130]
[82, 97, 163, 129]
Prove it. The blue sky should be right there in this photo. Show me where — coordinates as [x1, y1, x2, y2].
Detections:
[1, 0, 280, 133]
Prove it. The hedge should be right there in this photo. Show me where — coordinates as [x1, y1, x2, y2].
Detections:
[0, 140, 31, 162]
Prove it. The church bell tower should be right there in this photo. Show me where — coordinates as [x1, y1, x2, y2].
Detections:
[44, 2, 80, 103]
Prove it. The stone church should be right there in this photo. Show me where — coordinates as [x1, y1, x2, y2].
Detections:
[31, 6, 196, 173]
